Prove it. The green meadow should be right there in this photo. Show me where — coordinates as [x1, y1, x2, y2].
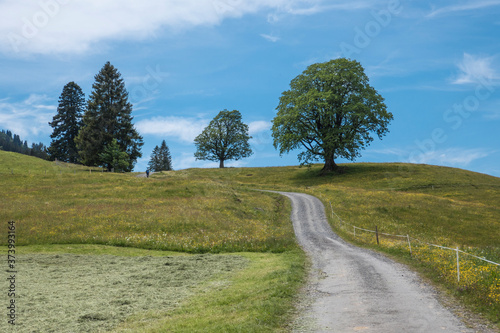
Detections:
[1, 150, 499, 331]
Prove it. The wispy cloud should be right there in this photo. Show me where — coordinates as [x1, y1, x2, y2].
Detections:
[283, 1, 374, 15]
[410, 148, 493, 166]
[0, 95, 55, 140]
[260, 34, 280, 42]
[372, 147, 493, 167]
[407, 148, 492, 166]
[427, 0, 500, 18]
[452, 53, 498, 85]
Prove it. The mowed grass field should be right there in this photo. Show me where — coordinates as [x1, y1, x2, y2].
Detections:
[1, 150, 499, 330]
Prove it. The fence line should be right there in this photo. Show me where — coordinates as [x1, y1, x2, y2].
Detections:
[326, 200, 500, 281]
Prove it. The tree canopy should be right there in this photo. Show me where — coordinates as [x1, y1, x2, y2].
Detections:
[194, 109, 253, 168]
[148, 140, 173, 172]
[48, 81, 84, 163]
[76, 62, 143, 171]
[272, 58, 393, 173]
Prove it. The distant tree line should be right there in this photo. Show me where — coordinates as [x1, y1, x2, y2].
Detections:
[0, 129, 48, 159]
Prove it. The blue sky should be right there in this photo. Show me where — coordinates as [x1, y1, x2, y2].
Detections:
[0, 0, 499, 176]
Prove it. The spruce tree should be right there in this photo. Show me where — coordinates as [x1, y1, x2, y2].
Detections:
[76, 62, 143, 171]
[148, 140, 173, 172]
[99, 139, 130, 172]
[48, 81, 84, 163]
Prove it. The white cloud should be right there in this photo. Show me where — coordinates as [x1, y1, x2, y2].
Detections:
[0, 0, 329, 55]
[135, 116, 209, 143]
[248, 120, 271, 134]
[260, 33, 280, 42]
[452, 53, 498, 85]
[427, 1, 500, 18]
[248, 120, 273, 150]
[137, 117, 271, 144]
[371, 147, 493, 167]
[0, 95, 55, 139]
[409, 148, 492, 166]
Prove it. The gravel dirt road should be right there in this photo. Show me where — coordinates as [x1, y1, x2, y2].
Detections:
[277, 191, 480, 333]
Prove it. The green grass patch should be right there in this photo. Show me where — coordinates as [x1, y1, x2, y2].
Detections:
[112, 250, 306, 333]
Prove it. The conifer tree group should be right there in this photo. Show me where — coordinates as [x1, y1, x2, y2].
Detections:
[148, 140, 173, 172]
[48, 62, 143, 171]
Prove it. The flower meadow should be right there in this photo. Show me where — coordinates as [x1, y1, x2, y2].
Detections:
[0, 157, 296, 254]
[412, 246, 500, 307]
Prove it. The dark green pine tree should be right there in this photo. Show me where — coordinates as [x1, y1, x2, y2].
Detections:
[76, 62, 143, 171]
[148, 140, 173, 172]
[48, 81, 85, 163]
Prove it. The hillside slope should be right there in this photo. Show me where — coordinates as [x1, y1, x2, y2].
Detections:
[1, 151, 499, 328]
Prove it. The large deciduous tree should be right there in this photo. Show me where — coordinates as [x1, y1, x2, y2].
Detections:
[148, 140, 173, 172]
[272, 58, 393, 173]
[76, 62, 143, 171]
[194, 109, 253, 168]
[48, 81, 84, 163]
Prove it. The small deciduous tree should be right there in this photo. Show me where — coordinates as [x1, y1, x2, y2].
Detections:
[148, 140, 173, 172]
[272, 58, 393, 173]
[194, 109, 253, 168]
[99, 139, 129, 172]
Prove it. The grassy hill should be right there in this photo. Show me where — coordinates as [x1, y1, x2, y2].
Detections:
[0, 151, 305, 332]
[1, 150, 499, 330]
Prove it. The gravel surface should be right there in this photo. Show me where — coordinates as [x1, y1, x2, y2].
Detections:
[277, 191, 480, 333]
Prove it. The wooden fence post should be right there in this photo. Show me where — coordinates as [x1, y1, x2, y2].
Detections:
[375, 226, 380, 245]
[407, 235, 412, 256]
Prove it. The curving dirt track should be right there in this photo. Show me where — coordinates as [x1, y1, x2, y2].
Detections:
[277, 191, 478, 333]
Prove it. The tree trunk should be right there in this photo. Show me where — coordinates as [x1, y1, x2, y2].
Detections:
[219, 159, 224, 168]
[321, 155, 338, 174]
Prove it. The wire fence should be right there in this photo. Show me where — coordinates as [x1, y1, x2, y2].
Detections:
[327, 201, 500, 283]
